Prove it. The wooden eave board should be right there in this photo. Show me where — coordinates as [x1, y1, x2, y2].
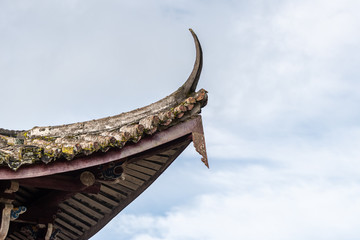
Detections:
[0, 116, 204, 180]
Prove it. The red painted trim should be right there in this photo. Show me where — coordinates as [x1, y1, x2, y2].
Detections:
[0, 116, 203, 180]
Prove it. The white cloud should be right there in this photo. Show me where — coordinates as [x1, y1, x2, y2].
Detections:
[203, 123, 360, 179]
[104, 166, 360, 240]
[2, 1, 360, 239]
[273, 0, 360, 57]
[0, 0, 197, 129]
[203, 0, 360, 132]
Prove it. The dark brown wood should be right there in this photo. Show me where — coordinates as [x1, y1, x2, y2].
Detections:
[55, 217, 83, 235]
[0, 181, 12, 192]
[74, 194, 112, 214]
[122, 168, 151, 181]
[121, 174, 144, 186]
[19, 190, 75, 224]
[126, 134, 193, 165]
[126, 164, 156, 176]
[99, 184, 126, 200]
[116, 179, 139, 191]
[0, 192, 15, 200]
[134, 160, 162, 170]
[17, 175, 99, 193]
[63, 198, 104, 219]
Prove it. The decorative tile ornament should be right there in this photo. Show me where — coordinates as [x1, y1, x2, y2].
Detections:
[10, 206, 27, 220]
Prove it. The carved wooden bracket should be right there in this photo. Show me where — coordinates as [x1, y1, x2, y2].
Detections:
[192, 132, 209, 168]
[191, 116, 209, 168]
[4, 181, 19, 194]
[0, 203, 13, 240]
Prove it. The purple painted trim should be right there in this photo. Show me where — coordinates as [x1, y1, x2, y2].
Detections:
[0, 116, 204, 180]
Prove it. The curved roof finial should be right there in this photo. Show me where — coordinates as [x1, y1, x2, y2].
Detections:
[0, 29, 205, 138]
[180, 29, 203, 95]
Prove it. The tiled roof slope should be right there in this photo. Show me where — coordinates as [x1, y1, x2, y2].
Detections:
[0, 90, 207, 170]
[0, 29, 207, 171]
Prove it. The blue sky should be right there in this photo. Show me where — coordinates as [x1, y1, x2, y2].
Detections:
[2, 0, 360, 239]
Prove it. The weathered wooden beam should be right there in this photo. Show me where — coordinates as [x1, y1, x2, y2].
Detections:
[18, 190, 74, 224]
[44, 223, 53, 240]
[16, 182, 100, 224]
[126, 134, 192, 164]
[0, 181, 19, 203]
[0, 181, 19, 194]
[16, 173, 99, 194]
[0, 203, 13, 240]
[191, 114, 209, 168]
[0, 193, 15, 201]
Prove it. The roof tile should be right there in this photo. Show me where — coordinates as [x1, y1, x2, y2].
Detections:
[0, 90, 207, 170]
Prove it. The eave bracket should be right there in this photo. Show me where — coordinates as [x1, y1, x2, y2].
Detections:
[192, 116, 209, 168]
[0, 203, 13, 240]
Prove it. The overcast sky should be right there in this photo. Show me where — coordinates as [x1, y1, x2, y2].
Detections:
[2, 0, 360, 239]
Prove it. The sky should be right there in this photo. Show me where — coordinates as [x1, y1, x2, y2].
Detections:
[1, 0, 360, 239]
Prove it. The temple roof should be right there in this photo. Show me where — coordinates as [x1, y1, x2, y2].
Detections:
[0, 89, 207, 171]
[0, 29, 208, 240]
[0, 29, 207, 171]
